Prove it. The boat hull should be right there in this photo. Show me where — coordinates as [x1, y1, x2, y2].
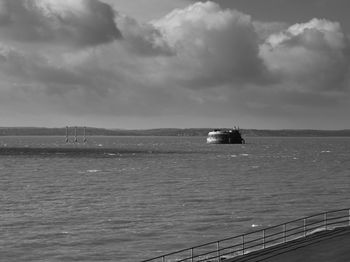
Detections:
[206, 130, 244, 144]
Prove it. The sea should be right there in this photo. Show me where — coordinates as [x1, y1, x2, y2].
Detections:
[0, 136, 349, 262]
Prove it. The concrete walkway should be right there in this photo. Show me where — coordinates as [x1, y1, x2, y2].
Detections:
[226, 227, 350, 262]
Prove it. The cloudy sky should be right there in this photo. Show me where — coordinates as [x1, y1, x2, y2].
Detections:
[0, 0, 349, 129]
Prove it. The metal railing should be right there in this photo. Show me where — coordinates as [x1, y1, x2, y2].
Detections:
[140, 208, 350, 262]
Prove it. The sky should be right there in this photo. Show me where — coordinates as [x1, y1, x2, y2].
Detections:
[0, 0, 349, 129]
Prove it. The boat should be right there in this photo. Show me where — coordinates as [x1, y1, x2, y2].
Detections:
[207, 128, 245, 144]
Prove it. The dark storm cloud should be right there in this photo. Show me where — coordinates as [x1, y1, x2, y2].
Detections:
[0, 0, 350, 128]
[0, 43, 126, 97]
[0, 0, 121, 47]
[0, 46, 80, 85]
[117, 15, 175, 56]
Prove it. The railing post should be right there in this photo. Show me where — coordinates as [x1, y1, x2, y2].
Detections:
[217, 241, 220, 261]
[303, 218, 306, 237]
[262, 229, 265, 248]
[191, 248, 194, 262]
[162, 256, 165, 262]
[242, 235, 245, 255]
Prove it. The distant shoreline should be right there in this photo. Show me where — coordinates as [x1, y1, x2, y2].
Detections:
[0, 127, 350, 137]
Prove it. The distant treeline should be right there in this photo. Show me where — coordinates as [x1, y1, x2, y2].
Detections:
[0, 127, 350, 137]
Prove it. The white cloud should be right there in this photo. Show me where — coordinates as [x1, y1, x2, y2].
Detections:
[260, 18, 350, 92]
[152, 1, 267, 88]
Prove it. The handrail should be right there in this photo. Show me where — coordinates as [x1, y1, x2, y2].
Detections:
[140, 208, 350, 262]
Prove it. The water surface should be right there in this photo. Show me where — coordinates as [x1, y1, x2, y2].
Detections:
[0, 136, 349, 261]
